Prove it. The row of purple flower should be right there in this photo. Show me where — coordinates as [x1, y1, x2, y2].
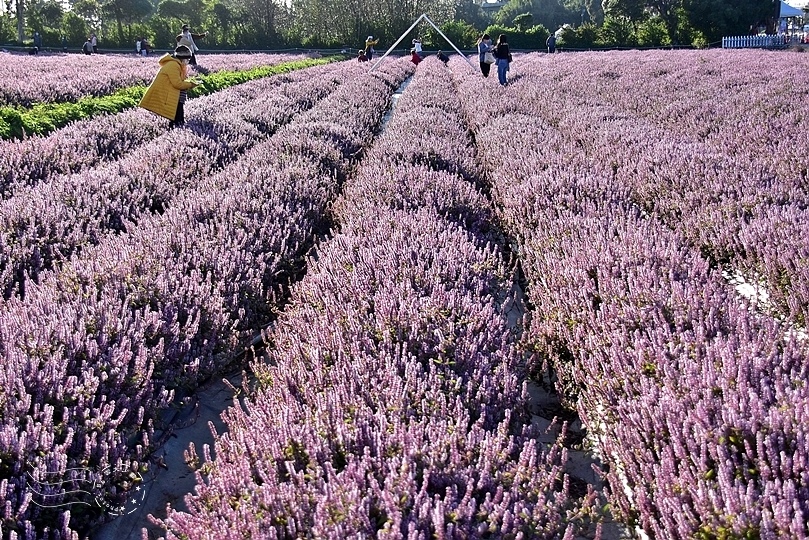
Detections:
[155, 56, 599, 540]
[0, 58, 413, 538]
[448, 50, 808, 538]
[0, 61, 347, 300]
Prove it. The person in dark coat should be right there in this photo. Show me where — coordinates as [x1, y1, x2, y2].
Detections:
[546, 34, 556, 53]
[493, 34, 511, 85]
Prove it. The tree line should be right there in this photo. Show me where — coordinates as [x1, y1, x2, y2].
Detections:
[0, 0, 790, 52]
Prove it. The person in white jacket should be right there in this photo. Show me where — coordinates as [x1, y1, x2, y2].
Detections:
[176, 24, 207, 65]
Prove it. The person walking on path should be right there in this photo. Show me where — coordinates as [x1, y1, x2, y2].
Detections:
[364, 35, 379, 61]
[477, 33, 493, 78]
[138, 45, 201, 129]
[32, 32, 42, 53]
[493, 34, 511, 86]
[546, 33, 556, 53]
[61, 35, 67, 52]
[177, 24, 207, 65]
[90, 33, 97, 53]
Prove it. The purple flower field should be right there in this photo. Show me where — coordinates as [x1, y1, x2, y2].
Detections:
[0, 52, 310, 106]
[0, 57, 413, 539]
[1, 49, 808, 539]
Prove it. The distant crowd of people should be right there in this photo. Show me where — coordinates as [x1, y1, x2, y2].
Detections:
[82, 34, 97, 55]
[28, 24, 208, 60]
[356, 30, 562, 86]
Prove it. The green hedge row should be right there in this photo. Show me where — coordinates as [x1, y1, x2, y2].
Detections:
[0, 57, 342, 140]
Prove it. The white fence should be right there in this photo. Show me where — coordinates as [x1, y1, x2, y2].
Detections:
[722, 35, 801, 48]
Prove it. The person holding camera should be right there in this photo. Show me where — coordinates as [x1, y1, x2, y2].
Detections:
[139, 45, 202, 129]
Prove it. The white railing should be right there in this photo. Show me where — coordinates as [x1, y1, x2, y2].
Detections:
[722, 35, 800, 48]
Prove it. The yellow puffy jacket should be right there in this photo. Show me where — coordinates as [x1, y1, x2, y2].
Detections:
[138, 54, 197, 120]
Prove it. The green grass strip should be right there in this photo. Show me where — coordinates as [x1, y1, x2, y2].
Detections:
[0, 56, 343, 140]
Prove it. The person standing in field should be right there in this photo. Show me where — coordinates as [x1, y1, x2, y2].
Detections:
[493, 34, 511, 86]
[546, 33, 556, 53]
[364, 35, 379, 60]
[357, 49, 368, 62]
[412, 37, 423, 58]
[177, 24, 207, 66]
[138, 45, 200, 129]
[477, 33, 493, 78]
[410, 48, 422, 65]
[90, 33, 97, 53]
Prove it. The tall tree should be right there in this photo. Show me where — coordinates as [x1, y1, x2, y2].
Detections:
[289, 0, 343, 46]
[602, 0, 644, 21]
[455, 0, 488, 29]
[603, 0, 682, 42]
[15, 0, 23, 41]
[209, 0, 234, 45]
[26, 0, 64, 36]
[1, 0, 15, 41]
[156, 0, 187, 23]
[646, 0, 681, 42]
[101, 0, 152, 45]
[586, 0, 604, 24]
[71, 0, 102, 30]
[62, 10, 88, 45]
[683, 0, 775, 41]
[240, 0, 286, 47]
[494, 0, 575, 32]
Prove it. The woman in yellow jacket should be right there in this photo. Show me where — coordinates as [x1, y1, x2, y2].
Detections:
[139, 45, 200, 128]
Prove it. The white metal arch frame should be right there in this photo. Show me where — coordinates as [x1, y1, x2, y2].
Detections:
[370, 13, 475, 71]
